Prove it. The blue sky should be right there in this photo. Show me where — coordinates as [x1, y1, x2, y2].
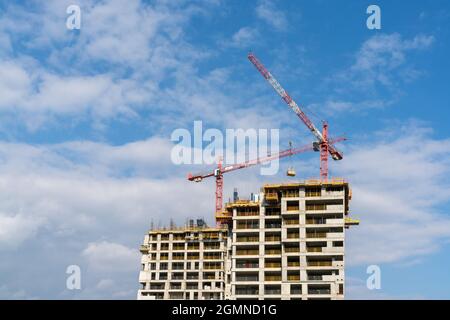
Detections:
[0, 0, 450, 299]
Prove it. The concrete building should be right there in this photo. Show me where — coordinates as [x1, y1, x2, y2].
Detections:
[137, 220, 230, 300]
[137, 179, 358, 300]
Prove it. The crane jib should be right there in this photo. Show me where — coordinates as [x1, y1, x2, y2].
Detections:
[248, 53, 327, 144]
[250, 55, 324, 143]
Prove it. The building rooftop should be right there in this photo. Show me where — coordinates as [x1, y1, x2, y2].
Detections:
[262, 178, 348, 189]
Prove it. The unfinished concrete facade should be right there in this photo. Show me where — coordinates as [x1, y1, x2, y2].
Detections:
[137, 222, 229, 300]
[228, 179, 357, 300]
[137, 179, 358, 300]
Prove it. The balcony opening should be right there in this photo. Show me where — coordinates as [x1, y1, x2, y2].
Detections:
[287, 271, 300, 281]
[236, 234, 259, 243]
[204, 252, 222, 260]
[203, 272, 216, 280]
[307, 270, 332, 281]
[236, 245, 259, 256]
[236, 272, 259, 282]
[265, 207, 281, 216]
[173, 252, 184, 260]
[333, 241, 343, 247]
[284, 244, 300, 253]
[161, 234, 169, 241]
[307, 257, 333, 267]
[187, 253, 199, 260]
[204, 242, 221, 250]
[282, 188, 299, 198]
[237, 220, 259, 230]
[305, 187, 321, 197]
[171, 272, 183, 280]
[264, 285, 281, 295]
[290, 284, 302, 294]
[264, 258, 281, 268]
[186, 283, 198, 290]
[236, 259, 259, 268]
[287, 257, 300, 267]
[264, 189, 279, 202]
[286, 201, 299, 211]
[203, 232, 220, 240]
[173, 244, 185, 251]
[173, 234, 185, 241]
[235, 285, 258, 295]
[160, 253, 169, 260]
[150, 283, 164, 290]
[170, 282, 182, 290]
[159, 272, 167, 280]
[306, 199, 343, 211]
[265, 220, 281, 229]
[287, 230, 300, 239]
[325, 186, 343, 193]
[173, 262, 185, 270]
[236, 208, 260, 217]
[284, 216, 299, 225]
[265, 245, 281, 255]
[306, 241, 326, 252]
[204, 262, 222, 270]
[186, 272, 198, 280]
[265, 232, 281, 242]
[308, 284, 331, 295]
[264, 271, 281, 282]
[159, 263, 168, 270]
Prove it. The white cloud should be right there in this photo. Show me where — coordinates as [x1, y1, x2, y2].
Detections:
[0, 1, 447, 300]
[82, 241, 140, 273]
[345, 277, 425, 300]
[0, 214, 44, 249]
[0, 61, 143, 124]
[75, 0, 202, 68]
[32, 74, 136, 116]
[227, 27, 259, 48]
[95, 278, 115, 290]
[319, 33, 434, 115]
[0, 0, 216, 130]
[0, 137, 216, 298]
[307, 99, 392, 116]
[0, 137, 214, 250]
[0, 285, 36, 299]
[256, 0, 288, 31]
[353, 33, 433, 72]
[339, 122, 450, 265]
[0, 61, 32, 109]
[1, 121, 446, 268]
[0, 122, 449, 298]
[0, 0, 285, 134]
[341, 33, 434, 91]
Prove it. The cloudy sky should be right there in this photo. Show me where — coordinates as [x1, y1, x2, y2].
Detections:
[1, 0, 450, 299]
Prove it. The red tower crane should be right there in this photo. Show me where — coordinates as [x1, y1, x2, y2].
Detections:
[187, 137, 345, 221]
[248, 53, 344, 180]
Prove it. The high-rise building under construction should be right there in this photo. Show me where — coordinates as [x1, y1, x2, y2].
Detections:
[137, 179, 358, 300]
